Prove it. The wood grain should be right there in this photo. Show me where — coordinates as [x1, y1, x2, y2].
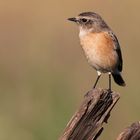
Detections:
[59, 88, 120, 140]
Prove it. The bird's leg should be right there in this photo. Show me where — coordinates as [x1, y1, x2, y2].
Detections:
[93, 71, 101, 88]
[108, 72, 112, 91]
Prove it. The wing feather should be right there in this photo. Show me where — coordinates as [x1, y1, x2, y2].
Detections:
[108, 31, 123, 72]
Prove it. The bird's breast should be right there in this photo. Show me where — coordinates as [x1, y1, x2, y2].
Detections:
[79, 32, 118, 72]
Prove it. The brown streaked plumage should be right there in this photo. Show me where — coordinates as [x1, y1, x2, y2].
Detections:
[68, 12, 125, 90]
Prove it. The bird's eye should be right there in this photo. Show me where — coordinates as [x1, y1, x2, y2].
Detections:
[81, 18, 88, 23]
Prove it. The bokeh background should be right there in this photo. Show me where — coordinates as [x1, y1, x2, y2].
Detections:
[0, 0, 140, 140]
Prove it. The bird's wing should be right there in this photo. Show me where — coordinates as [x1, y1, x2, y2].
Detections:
[108, 31, 123, 72]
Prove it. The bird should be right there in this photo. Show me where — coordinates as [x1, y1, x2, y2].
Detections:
[68, 12, 125, 90]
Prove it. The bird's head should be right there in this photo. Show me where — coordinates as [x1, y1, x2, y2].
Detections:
[68, 12, 109, 34]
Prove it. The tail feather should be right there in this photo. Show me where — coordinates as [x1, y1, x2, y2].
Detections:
[112, 73, 126, 86]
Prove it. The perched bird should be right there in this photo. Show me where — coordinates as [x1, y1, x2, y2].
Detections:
[68, 12, 125, 90]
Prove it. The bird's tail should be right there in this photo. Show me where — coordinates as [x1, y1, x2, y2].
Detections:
[112, 73, 126, 86]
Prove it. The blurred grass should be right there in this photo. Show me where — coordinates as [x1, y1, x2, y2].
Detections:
[0, 0, 140, 139]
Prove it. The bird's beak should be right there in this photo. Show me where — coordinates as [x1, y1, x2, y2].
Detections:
[68, 17, 77, 22]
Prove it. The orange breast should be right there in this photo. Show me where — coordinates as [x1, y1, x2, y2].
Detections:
[80, 32, 118, 72]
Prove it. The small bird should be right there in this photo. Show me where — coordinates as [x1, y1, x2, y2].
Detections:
[68, 12, 125, 90]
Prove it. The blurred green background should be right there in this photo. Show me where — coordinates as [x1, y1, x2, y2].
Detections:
[0, 0, 140, 140]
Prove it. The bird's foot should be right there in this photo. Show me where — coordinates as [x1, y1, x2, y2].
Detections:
[107, 88, 112, 93]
